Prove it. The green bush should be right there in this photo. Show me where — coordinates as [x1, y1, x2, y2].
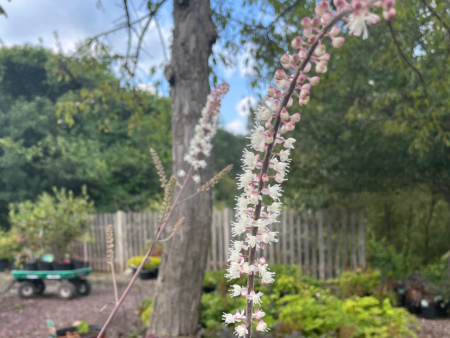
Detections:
[0, 231, 20, 260]
[127, 256, 161, 270]
[418, 263, 447, 285]
[339, 269, 381, 297]
[279, 286, 418, 338]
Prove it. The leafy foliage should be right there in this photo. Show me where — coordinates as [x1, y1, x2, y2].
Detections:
[9, 186, 94, 261]
[127, 256, 161, 270]
[0, 230, 20, 259]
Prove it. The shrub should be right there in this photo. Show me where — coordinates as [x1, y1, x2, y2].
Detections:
[139, 297, 153, 327]
[279, 286, 418, 338]
[339, 269, 381, 297]
[0, 230, 20, 260]
[127, 256, 161, 270]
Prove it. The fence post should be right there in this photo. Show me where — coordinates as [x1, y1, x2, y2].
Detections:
[116, 210, 126, 273]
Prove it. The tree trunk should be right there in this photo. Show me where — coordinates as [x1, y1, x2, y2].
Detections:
[148, 1, 217, 337]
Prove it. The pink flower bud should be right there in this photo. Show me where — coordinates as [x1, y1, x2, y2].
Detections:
[311, 17, 322, 28]
[259, 257, 266, 264]
[334, 0, 347, 7]
[368, 14, 381, 26]
[383, 0, 395, 10]
[287, 97, 293, 107]
[280, 124, 287, 133]
[285, 122, 295, 132]
[265, 120, 272, 129]
[308, 34, 318, 44]
[303, 28, 312, 38]
[321, 12, 331, 25]
[330, 26, 341, 37]
[275, 69, 286, 80]
[319, 53, 330, 61]
[265, 134, 274, 144]
[261, 188, 269, 195]
[280, 53, 290, 65]
[301, 17, 311, 28]
[300, 89, 310, 99]
[302, 83, 311, 90]
[291, 54, 301, 64]
[315, 44, 326, 56]
[383, 8, 396, 21]
[298, 49, 307, 58]
[304, 62, 312, 73]
[309, 76, 320, 86]
[274, 90, 282, 100]
[332, 37, 345, 49]
[280, 108, 289, 121]
[291, 37, 303, 49]
[275, 175, 284, 183]
[316, 61, 328, 74]
[352, 0, 363, 10]
[262, 174, 269, 183]
[267, 86, 275, 97]
[297, 74, 306, 84]
[272, 101, 280, 112]
[291, 113, 301, 122]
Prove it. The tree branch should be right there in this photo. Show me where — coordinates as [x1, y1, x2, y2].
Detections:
[421, 0, 450, 37]
[388, 22, 428, 96]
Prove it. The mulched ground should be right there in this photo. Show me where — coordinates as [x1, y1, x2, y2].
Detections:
[0, 272, 153, 338]
[1, 271, 450, 338]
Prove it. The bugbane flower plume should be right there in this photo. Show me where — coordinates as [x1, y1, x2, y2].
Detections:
[222, 1, 396, 337]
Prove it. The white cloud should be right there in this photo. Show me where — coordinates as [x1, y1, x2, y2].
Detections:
[235, 96, 256, 117]
[225, 119, 247, 135]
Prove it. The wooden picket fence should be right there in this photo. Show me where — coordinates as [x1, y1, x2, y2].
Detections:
[82, 208, 365, 280]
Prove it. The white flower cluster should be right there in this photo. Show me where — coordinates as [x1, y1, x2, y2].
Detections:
[183, 84, 230, 177]
[223, 1, 394, 337]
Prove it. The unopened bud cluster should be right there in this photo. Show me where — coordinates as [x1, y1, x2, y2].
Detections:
[222, 1, 395, 337]
[183, 83, 230, 177]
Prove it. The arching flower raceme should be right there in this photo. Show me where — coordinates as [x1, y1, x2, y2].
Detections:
[223, 1, 396, 337]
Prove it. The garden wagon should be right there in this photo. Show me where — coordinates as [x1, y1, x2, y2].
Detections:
[3, 267, 92, 299]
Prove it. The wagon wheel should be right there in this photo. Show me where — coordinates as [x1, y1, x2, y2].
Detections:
[18, 281, 36, 299]
[58, 281, 76, 300]
[33, 280, 45, 295]
[75, 279, 91, 296]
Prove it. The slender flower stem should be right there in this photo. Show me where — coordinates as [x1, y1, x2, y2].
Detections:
[96, 166, 194, 338]
[243, 8, 352, 338]
[110, 262, 119, 305]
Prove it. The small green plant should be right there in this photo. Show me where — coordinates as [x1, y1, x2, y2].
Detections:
[139, 297, 153, 327]
[127, 256, 161, 270]
[339, 269, 381, 297]
[76, 321, 90, 335]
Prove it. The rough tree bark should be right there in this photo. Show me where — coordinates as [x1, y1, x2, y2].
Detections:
[148, 0, 217, 337]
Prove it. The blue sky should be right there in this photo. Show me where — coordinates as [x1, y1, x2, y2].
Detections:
[0, 0, 265, 135]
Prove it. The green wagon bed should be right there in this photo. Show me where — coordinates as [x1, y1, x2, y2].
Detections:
[12, 267, 92, 280]
[4, 267, 93, 299]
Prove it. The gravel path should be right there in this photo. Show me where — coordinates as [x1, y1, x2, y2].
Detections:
[0, 272, 154, 338]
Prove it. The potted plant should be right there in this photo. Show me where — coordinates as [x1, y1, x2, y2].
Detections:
[127, 256, 161, 280]
[421, 295, 437, 320]
[0, 231, 20, 272]
[56, 321, 105, 338]
[9, 186, 94, 270]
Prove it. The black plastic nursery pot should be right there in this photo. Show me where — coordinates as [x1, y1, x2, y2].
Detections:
[422, 305, 437, 320]
[0, 258, 10, 272]
[52, 263, 73, 270]
[56, 325, 105, 338]
[408, 304, 421, 315]
[73, 261, 89, 269]
[139, 268, 158, 280]
[37, 262, 53, 271]
[24, 262, 38, 271]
